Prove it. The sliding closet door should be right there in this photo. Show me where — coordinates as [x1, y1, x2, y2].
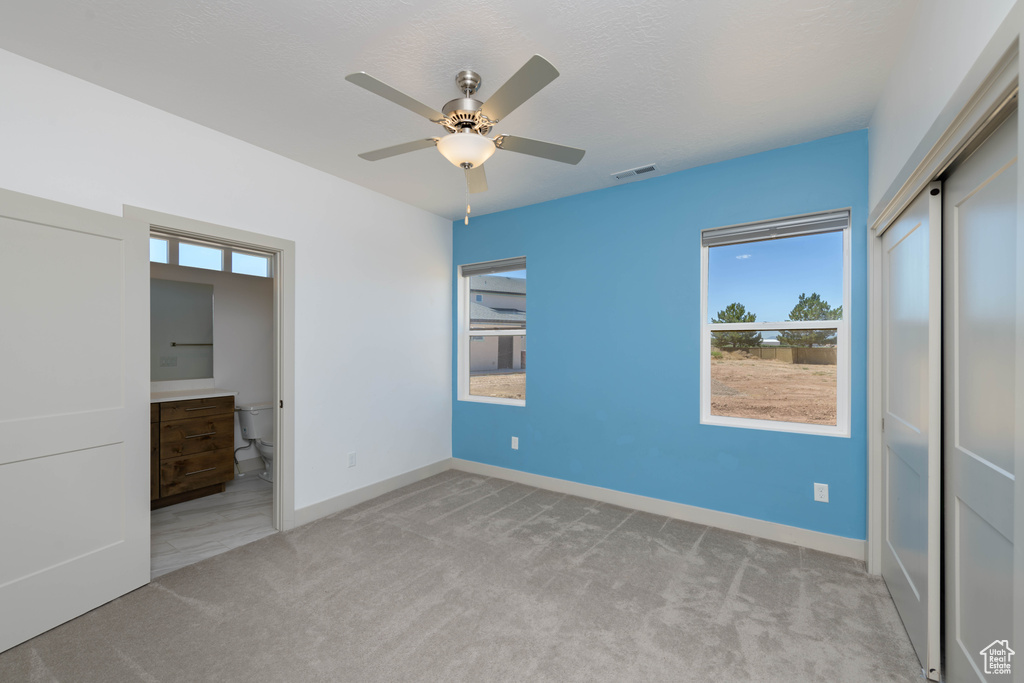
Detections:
[0, 188, 150, 652]
[943, 108, 1017, 682]
[880, 183, 942, 680]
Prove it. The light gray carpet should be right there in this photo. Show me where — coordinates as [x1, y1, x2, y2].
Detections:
[0, 470, 920, 682]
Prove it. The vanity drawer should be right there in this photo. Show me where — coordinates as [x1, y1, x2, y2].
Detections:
[160, 414, 234, 459]
[159, 395, 235, 422]
[160, 449, 234, 497]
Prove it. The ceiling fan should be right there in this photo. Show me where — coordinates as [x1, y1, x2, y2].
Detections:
[345, 55, 586, 199]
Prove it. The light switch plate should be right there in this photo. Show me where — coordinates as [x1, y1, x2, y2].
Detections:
[511, 436, 518, 450]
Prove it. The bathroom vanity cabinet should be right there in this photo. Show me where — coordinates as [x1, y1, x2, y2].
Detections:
[151, 394, 235, 509]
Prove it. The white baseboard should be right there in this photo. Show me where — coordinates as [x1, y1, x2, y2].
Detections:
[451, 458, 866, 561]
[293, 458, 451, 527]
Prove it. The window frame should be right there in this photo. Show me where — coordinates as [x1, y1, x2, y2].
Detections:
[150, 233, 274, 278]
[699, 210, 852, 437]
[457, 257, 527, 407]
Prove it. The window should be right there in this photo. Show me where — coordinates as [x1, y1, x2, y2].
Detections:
[458, 257, 526, 405]
[149, 237, 169, 264]
[231, 251, 271, 277]
[149, 233, 273, 278]
[178, 242, 224, 271]
[700, 210, 850, 436]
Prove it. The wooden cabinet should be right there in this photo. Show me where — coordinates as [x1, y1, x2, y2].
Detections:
[151, 396, 235, 509]
[150, 404, 160, 502]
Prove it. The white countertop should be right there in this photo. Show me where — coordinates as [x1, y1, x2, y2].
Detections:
[151, 389, 238, 403]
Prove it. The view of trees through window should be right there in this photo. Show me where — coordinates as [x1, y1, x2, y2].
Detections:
[706, 228, 844, 428]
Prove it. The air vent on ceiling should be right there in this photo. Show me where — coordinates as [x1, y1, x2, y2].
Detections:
[612, 164, 658, 181]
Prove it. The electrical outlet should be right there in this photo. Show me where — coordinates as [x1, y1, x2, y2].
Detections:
[511, 436, 518, 450]
[348, 452, 357, 468]
[814, 483, 829, 503]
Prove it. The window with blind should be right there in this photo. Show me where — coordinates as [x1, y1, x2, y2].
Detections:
[700, 210, 851, 436]
[457, 257, 526, 405]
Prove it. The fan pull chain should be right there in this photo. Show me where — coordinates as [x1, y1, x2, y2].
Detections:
[464, 169, 471, 225]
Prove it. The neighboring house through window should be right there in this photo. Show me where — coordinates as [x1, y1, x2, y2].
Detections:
[700, 210, 850, 436]
[457, 257, 526, 405]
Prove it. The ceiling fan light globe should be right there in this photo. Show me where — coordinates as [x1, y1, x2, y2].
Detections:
[437, 132, 495, 169]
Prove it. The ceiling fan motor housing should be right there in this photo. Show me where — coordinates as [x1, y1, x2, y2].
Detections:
[442, 96, 493, 135]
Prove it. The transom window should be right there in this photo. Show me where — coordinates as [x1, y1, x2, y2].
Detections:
[700, 210, 850, 436]
[149, 234, 273, 278]
[457, 257, 526, 406]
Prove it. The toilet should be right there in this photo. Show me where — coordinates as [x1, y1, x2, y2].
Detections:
[236, 402, 275, 483]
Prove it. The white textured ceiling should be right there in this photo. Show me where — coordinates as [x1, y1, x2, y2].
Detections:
[0, 0, 919, 220]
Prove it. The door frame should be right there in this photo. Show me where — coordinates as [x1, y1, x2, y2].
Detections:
[123, 205, 297, 532]
[867, 23, 1021, 576]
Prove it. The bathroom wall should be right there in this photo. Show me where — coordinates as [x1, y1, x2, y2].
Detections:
[0, 48, 453, 515]
[151, 262, 274, 463]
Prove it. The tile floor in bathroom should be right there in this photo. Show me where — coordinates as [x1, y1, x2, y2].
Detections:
[151, 474, 276, 579]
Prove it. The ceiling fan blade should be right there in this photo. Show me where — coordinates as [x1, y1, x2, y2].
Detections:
[358, 138, 439, 161]
[345, 72, 445, 122]
[466, 165, 488, 194]
[480, 55, 559, 122]
[494, 135, 585, 165]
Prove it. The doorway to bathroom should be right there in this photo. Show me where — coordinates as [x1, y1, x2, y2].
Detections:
[127, 206, 296, 579]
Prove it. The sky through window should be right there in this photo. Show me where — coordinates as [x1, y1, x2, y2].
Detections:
[707, 231, 842, 327]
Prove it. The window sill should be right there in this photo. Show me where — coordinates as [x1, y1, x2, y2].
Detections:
[701, 414, 849, 438]
[458, 395, 526, 407]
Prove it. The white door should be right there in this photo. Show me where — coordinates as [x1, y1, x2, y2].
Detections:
[943, 108, 1017, 682]
[880, 182, 942, 679]
[0, 188, 150, 652]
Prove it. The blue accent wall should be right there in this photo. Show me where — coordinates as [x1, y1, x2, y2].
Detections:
[452, 131, 868, 540]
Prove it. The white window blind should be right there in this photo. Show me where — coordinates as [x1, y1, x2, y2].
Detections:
[460, 256, 526, 277]
[701, 210, 849, 247]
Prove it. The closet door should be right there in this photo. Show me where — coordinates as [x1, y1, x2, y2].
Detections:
[880, 183, 942, 680]
[0, 188, 150, 652]
[943, 108, 1017, 682]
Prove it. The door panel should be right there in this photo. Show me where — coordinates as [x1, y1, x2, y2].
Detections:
[944, 108, 1017, 682]
[880, 184, 942, 679]
[0, 189, 149, 653]
[0, 216, 124, 419]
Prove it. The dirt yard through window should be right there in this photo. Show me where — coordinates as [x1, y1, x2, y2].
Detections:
[470, 372, 526, 400]
[711, 358, 836, 425]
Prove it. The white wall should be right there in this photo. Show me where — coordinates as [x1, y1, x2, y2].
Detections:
[868, 0, 1017, 209]
[151, 263, 274, 460]
[0, 49, 453, 512]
